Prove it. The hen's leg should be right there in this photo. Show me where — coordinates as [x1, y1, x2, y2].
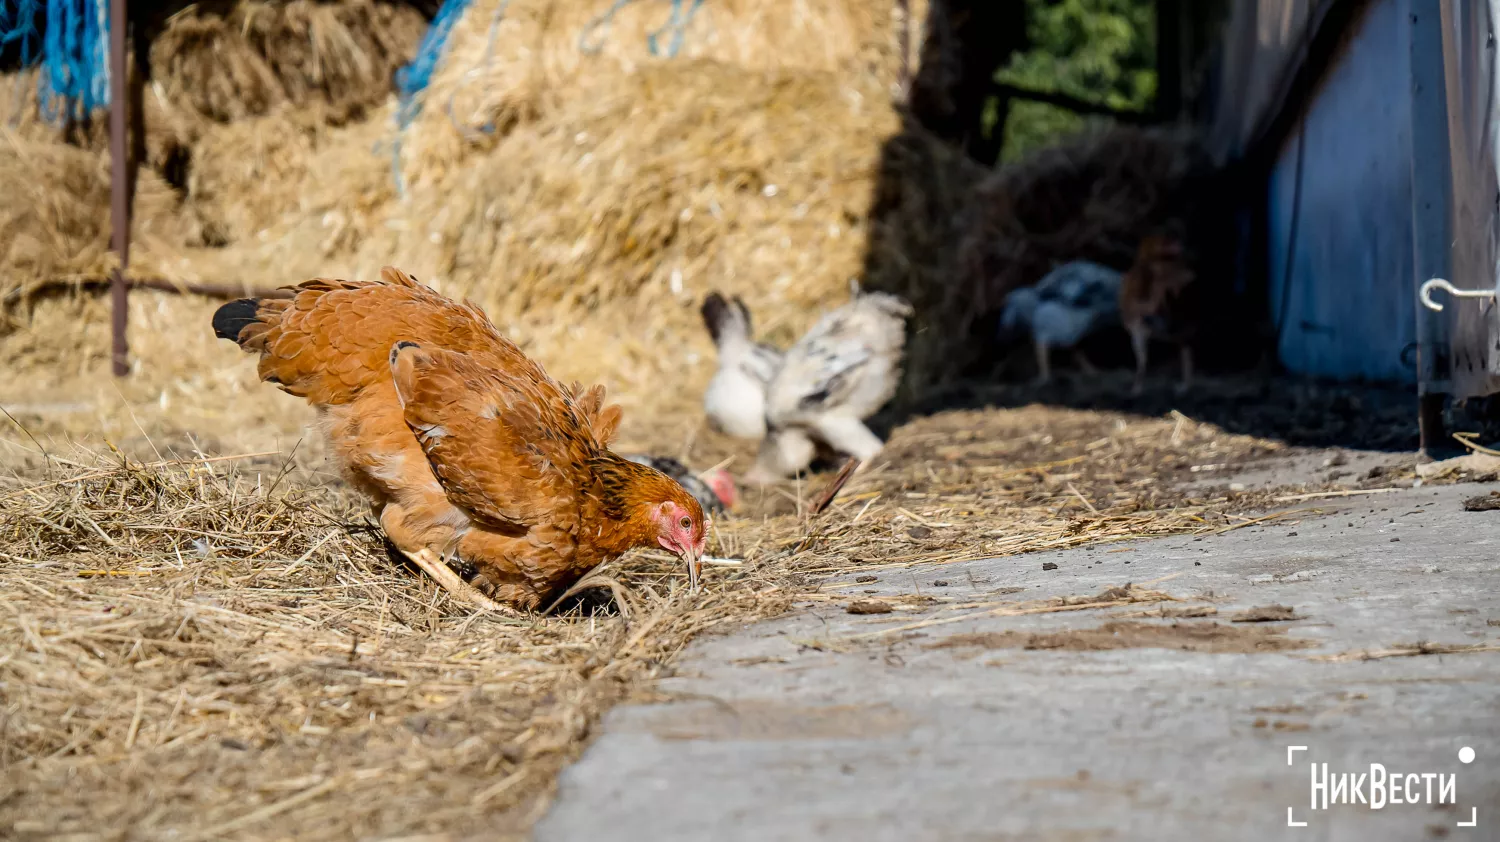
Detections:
[380, 505, 512, 613]
[1033, 338, 1052, 385]
[1176, 344, 1194, 395]
[746, 427, 817, 484]
[811, 415, 884, 464]
[1129, 324, 1149, 395]
[407, 547, 513, 614]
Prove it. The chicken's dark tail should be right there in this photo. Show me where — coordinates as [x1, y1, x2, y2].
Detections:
[700, 291, 752, 346]
[212, 298, 261, 344]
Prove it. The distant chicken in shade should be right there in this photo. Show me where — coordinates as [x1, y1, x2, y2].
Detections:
[748, 283, 913, 483]
[998, 260, 1123, 385]
[212, 267, 708, 613]
[620, 453, 737, 515]
[1120, 232, 1199, 395]
[700, 292, 784, 440]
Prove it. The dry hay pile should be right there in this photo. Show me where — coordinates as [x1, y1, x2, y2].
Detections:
[393, 0, 918, 183]
[0, 133, 187, 315]
[150, 0, 427, 125]
[865, 124, 1203, 389]
[358, 60, 909, 413]
[0, 400, 1342, 837]
[958, 126, 1201, 305]
[0, 0, 426, 291]
[0, 0, 955, 426]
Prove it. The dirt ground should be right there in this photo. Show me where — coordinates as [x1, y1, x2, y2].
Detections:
[1, 342, 1486, 841]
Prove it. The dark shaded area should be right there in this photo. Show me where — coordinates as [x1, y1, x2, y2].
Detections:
[905, 377, 1422, 452]
[907, 0, 1029, 167]
[0, 2, 45, 72]
[857, 0, 1429, 453]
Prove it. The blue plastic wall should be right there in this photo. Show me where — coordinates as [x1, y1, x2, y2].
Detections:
[1267, 0, 1418, 383]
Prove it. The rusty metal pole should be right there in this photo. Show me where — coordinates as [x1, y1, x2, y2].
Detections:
[108, 0, 130, 376]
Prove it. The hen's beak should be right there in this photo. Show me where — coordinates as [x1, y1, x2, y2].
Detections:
[683, 544, 702, 592]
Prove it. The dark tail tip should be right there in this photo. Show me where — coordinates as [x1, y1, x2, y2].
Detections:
[731, 295, 753, 334]
[389, 340, 421, 367]
[701, 292, 731, 343]
[212, 298, 261, 343]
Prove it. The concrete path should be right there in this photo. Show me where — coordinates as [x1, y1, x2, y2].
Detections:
[536, 484, 1500, 842]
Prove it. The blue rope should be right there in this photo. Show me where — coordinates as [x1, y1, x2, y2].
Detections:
[0, 0, 45, 66]
[646, 0, 703, 59]
[444, 0, 511, 140]
[578, 0, 636, 55]
[392, 0, 476, 196]
[580, 0, 704, 58]
[36, 0, 111, 123]
[395, 0, 473, 129]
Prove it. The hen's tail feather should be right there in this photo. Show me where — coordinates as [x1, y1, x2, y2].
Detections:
[701, 291, 749, 345]
[212, 298, 261, 343]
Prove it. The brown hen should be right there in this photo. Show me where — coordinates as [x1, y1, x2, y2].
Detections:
[1119, 233, 1200, 395]
[212, 267, 707, 613]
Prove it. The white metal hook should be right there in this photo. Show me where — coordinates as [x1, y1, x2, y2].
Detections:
[1419, 278, 1496, 312]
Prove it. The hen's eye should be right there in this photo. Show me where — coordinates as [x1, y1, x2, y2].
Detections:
[679, 516, 692, 530]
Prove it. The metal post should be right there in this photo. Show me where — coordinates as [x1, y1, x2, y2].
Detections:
[108, 0, 130, 377]
[1409, 0, 1454, 457]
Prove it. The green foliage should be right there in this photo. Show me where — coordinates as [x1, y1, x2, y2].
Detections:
[994, 0, 1158, 163]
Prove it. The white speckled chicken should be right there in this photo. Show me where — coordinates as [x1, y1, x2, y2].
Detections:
[700, 293, 785, 440]
[748, 284, 913, 482]
[998, 260, 1123, 385]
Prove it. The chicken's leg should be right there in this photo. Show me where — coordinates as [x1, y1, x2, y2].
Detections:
[379, 502, 515, 614]
[1176, 344, 1194, 395]
[811, 415, 885, 464]
[1033, 337, 1052, 386]
[746, 427, 817, 484]
[401, 546, 515, 614]
[1128, 324, 1149, 395]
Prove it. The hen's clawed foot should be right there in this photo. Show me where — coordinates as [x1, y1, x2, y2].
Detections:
[402, 547, 519, 615]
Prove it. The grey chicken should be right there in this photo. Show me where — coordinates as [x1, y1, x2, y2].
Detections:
[998, 260, 1123, 385]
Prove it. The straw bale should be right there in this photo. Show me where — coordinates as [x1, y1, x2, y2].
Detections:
[182, 102, 395, 248]
[151, 0, 427, 125]
[0, 132, 186, 295]
[317, 60, 905, 422]
[397, 0, 922, 188]
[957, 125, 1199, 317]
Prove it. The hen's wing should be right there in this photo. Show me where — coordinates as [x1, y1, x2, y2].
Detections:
[238, 266, 539, 406]
[741, 342, 784, 384]
[390, 342, 601, 532]
[766, 292, 912, 421]
[567, 381, 625, 448]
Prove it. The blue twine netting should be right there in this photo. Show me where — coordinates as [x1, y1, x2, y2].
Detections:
[0, 0, 45, 67]
[390, 0, 706, 192]
[0, 0, 111, 124]
[40, 0, 111, 123]
[395, 0, 473, 130]
[391, 0, 474, 195]
[580, 0, 704, 58]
